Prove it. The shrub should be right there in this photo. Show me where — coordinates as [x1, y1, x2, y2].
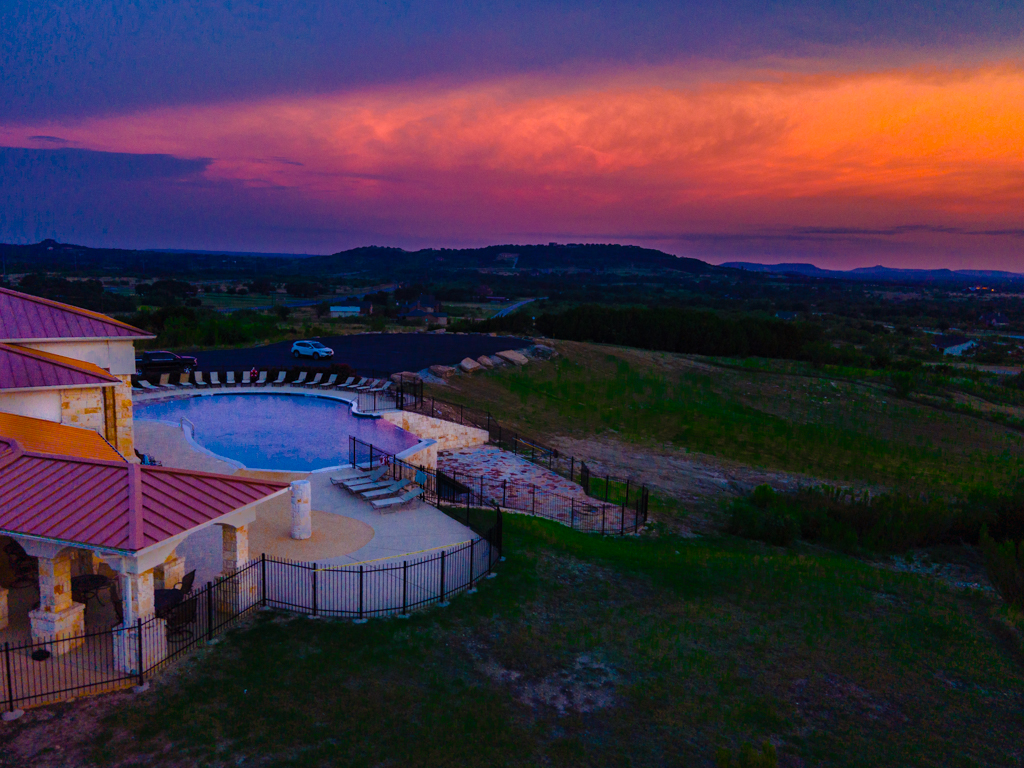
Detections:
[716, 741, 778, 768]
[980, 527, 1024, 609]
[890, 371, 918, 398]
[727, 485, 799, 547]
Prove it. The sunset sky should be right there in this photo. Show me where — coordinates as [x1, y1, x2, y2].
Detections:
[2, 1, 1023, 268]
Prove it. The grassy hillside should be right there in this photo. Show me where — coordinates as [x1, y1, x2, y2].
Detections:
[433, 342, 1024, 498]
[82, 517, 1023, 768]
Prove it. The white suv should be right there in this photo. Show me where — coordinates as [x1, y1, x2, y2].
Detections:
[291, 340, 334, 359]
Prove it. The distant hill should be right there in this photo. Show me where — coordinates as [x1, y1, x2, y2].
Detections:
[721, 261, 1024, 284]
[308, 243, 716, 275]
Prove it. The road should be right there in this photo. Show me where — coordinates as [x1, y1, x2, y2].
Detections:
[182, 333, 528, 375]
[491, 297, 546, 319]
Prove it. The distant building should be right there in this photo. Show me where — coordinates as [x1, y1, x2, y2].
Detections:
[329, 306, 361, 318]
[931, 335, 978, 356]
[774, 311, 800, 321]
[979, 312, 1010, 327]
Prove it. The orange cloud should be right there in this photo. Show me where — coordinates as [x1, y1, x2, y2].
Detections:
[4, 63, 1022, 238]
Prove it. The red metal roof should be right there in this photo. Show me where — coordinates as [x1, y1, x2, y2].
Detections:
[0, 437, 287, 552]
[0, 342, 121, 391]
[0, 286, 153, 342]
[0, 412, 123, 462]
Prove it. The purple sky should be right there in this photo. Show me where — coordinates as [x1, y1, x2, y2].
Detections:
[1, 1, 1023, 268]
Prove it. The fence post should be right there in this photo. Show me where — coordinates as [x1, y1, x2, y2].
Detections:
[570, 498, 575, 530]
[312, 564, 318, 617]
[358, 566, 364, 621]
[439, 550, 447, 605]
[261, 552, 267, 607]
[502, 479, 507, 507]
[469, 538, 476, 589]
[635, 496, 640, 532]
[135, 617, 144, 685]
[605, 475, 610, 503]
[402, 561, 409, 615]
[206, 582, 214, 643]
[4, 642, 14, 713]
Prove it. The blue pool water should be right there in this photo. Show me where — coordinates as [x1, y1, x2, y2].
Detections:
[135, 394, 419, 471]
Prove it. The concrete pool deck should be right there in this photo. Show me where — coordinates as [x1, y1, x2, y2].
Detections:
[134, 412, 476, 586]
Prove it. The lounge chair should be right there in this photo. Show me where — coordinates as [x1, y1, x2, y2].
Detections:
[366, 380, 392, 393]
[241, 371, 251, 387]
[156, 373, 173, 388]
[137, 379, 163, 392]
[333, 465, 389, 490]
[345, 377, 368, 390]
[360, 478, 412, 499]
[356, 378, 381, 391]
[371, 487, 424, 511]
[291, 371, 308, 387]
[193, 371, 210, 388]
[177, 372, 194, 388]
[209, 372, 222, 388]
[255, 371, 268, 386]
[305, 372, 323, 388]
[318, 374, 338, 389]
[269, 371, 287, 387]
[226, 371, 237, 387]
[335, 377, 356, 389]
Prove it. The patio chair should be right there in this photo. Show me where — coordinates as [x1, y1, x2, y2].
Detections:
[209, 371, 222, 388]
[241, 371, 251, 386]
[137, 379, 163, 392]
[367, 380, 392, 393]
[344, 377, 368, 390]
[305, 372, 324, 388]
[332, 465, 388, 490]
[226, 371, 237, 387]
[193, 371, 210, 388]
[371, 487, 424, 511]
[335, 377, 356, 389]
[157, 373, 173, 388]
[360, 478, 412, 499]
[269, 371, 287, 387]
[177, 372, 194, 388]
[255, 371, 268, 386]
[291, 371, 308, 387]
[318, 374, 338, 389]
[174, 569, 197, 596]
[355, 378, 381, 391]
[165, 595, 199, 641]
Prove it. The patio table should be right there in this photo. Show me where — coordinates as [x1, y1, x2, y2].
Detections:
[71, 573, 111, 604]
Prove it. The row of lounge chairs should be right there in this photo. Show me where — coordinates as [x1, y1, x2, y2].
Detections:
[134, 371, 394, 394]
[330, 466, 425, 511]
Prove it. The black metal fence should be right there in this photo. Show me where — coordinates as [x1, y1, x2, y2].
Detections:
[1, 513, 501, 714]
[349, 437, 648, 535]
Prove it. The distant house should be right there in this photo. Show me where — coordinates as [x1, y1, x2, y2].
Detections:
[774, 311, 800, 321]
[930, 335, 978, 356]
[399, 308, 448, 326]
[329, 306, 361, 318]
[979, 312, 1010, 328]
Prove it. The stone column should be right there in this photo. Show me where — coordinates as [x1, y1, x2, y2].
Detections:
[28, 551, 85, 652]
[154, 551, 186, 591]
[112, 567, 166, 674]
[216, 524, 256, 614]
[290, 481, 312, 540]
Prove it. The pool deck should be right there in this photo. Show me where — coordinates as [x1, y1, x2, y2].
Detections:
[133, 388, 475, 585]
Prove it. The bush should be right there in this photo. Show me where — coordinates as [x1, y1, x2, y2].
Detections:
[716, 741, 778, 768]
[727, 485, 799, 547]
[890, 371, 918, 398]
[980, 527, 1024, 608]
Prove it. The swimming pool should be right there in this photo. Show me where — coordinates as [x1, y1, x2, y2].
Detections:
[134, 393, 420, 471]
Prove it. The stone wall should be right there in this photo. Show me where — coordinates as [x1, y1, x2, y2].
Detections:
[60, 387, 105, 433]
[111, 375, 136, 459]
[382, 411, 489, 453]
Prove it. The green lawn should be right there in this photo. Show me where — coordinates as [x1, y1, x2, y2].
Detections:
[436, 342, 1024, 497]
[90, 517, 1023, 767]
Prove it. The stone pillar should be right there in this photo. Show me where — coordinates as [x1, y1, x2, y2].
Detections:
[28, 552, 85, 652]
[154, 551, 186, 591]
[112, 568, 166, 674]
[217, 524, 256, 614]
[0, 587, 8, 631]
[290, 481, 312, 540]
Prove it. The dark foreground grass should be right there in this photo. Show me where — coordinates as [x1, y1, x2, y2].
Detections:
[91, 517, 1023, 767]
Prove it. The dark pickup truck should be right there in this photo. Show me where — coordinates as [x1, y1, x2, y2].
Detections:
[135, 350, 198, 377]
